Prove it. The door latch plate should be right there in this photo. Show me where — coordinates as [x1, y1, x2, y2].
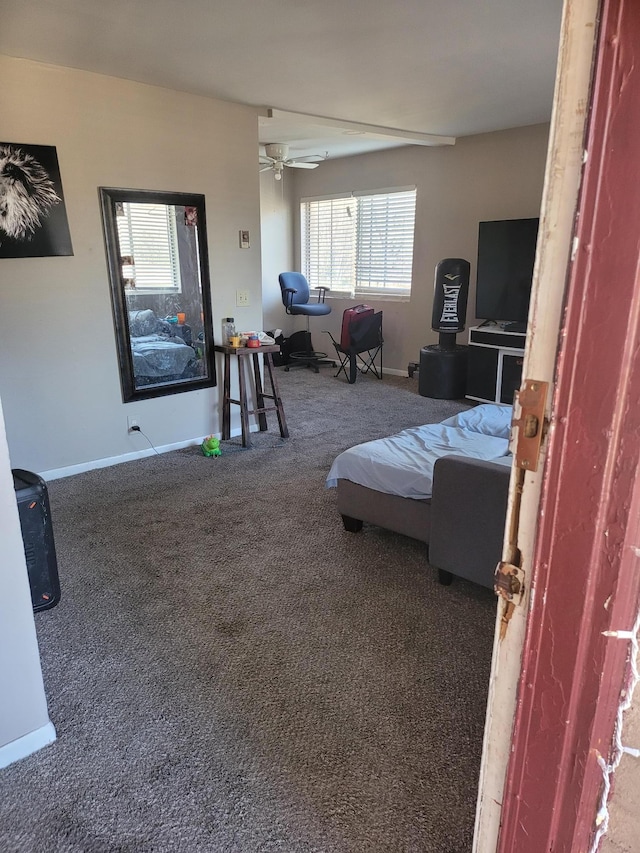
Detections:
[511, 379, 548, 472]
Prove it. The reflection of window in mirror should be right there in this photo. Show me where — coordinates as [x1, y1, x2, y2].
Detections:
[99, 189, 216, 403]
[116, 203, 183, 294]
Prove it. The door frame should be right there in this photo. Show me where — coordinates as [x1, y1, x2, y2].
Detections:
[476, 1, 640, 850]
[474, 0, 601, 846]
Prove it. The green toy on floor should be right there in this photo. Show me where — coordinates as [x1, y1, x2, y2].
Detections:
[201, 435, 221, 457]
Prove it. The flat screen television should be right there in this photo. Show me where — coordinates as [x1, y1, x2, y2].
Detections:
[475, 217, 539, 329]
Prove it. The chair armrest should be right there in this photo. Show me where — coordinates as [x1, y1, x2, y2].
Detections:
[314, 286, 330, 303]
[429, 455, 511, 589]
[282, 287, 296, 311]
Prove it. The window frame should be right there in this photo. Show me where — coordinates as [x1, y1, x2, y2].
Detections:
[300, 186, 417, 301]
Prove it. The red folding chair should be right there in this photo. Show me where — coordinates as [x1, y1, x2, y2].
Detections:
[325, 309, 383, 384]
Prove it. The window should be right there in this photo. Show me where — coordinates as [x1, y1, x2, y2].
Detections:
[301, 187, 416, 299]
[116, 202, 182, 293]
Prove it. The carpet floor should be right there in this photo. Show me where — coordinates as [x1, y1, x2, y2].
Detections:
[1, 367, 497, 853]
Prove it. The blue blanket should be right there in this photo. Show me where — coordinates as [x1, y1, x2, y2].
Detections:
[326, 404, 512, 500]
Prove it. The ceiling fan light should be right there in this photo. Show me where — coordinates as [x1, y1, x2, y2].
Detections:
[259, 142, 325, 179]
[265, 142, 289, 160]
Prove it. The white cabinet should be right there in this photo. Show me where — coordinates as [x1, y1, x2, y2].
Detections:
[466, 326, 526, 404]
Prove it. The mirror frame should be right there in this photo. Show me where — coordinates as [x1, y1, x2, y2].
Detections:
[99, 187, 216, 403]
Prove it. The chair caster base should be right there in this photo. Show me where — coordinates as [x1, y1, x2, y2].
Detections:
[285, 351, 335, 373]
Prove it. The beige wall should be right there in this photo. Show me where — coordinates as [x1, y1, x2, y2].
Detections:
[0, 55, 263, 475]
[289, 124, 550, 373]
[0, 397, 52, 757]
[259, 171, 295, 334]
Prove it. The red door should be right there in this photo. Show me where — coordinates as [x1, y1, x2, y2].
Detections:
[498, 1, 640, 849]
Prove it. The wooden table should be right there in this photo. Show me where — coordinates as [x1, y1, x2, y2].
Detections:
[214, 344, 289, 448]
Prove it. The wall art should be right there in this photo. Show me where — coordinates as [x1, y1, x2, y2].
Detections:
[0, 142, 73, 258]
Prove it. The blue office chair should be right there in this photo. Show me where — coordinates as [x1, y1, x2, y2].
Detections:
[278, 272, 335, 372]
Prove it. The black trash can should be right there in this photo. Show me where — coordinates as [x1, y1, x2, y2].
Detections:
[418, 344, 469, 399]
[13, 469, 61, 612]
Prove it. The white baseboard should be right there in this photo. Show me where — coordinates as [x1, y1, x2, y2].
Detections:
[40, 428, 249, 482]
[0, 721, 57, 770]
[39, 372, 412, 481]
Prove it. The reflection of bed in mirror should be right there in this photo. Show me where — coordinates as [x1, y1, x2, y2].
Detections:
[128, 309, 201, 386]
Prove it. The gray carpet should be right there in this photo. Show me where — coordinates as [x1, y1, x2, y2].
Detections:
[1, 368, 497, 853]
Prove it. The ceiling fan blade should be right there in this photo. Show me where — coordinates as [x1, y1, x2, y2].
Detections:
[290, 155, 326, 163]
[286, 161, 319, 169]
[259, 157, 275, 165]
[259, 165, 274, 172]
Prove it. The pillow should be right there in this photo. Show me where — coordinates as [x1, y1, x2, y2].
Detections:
[129, 309, 158, 337]
[440, 403, 512, 439]
[155, 317, 174, 335]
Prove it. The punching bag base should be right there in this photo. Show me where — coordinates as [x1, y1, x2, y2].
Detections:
[418, 345, 468, 399]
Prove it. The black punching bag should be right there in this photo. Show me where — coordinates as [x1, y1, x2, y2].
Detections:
[431, 258, 470, 340]
[418, 258, 470, 399]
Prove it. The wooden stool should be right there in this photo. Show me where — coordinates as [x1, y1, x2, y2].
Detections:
[215, 344, 289, 448]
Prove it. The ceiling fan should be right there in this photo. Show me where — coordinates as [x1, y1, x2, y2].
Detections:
[259, 143, 326, 180]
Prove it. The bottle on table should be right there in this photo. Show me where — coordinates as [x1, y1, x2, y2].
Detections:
[222, 317, 236, 344]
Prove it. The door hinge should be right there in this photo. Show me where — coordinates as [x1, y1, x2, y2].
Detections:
[511, 379, 549, 472]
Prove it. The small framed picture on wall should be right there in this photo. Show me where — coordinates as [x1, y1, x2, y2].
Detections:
[0, 142, 74, 259]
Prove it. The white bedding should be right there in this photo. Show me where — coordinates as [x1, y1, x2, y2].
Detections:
[326, 405, 512, 500]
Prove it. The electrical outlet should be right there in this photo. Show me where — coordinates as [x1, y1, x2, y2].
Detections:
[236, 290, 250, 307]
[127, 416, 139, 432]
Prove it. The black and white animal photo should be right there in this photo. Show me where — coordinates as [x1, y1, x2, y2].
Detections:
[0, 142, 73, 258]
[0, 144, 59, 239]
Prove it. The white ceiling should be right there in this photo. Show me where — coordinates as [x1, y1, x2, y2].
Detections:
[0, 0, 563, 160]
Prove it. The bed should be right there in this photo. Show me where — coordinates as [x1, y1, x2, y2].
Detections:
[326, 404, 513, 588]
[128, 309, 198, 385]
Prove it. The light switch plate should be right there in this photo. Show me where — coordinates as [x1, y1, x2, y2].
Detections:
[239, 230, 250, 249]
[236, 290, 250, 307]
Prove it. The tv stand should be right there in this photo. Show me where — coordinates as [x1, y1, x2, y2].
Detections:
[502, 321, 527, 333]
[467, 326, 526, 404]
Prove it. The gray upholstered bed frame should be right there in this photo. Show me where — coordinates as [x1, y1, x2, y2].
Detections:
[336, 454, 511, 589]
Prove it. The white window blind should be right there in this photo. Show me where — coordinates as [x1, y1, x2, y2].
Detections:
[301, 187, 416, 298]
[117, 202, 182, 292]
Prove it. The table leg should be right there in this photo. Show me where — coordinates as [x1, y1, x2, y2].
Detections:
[252, 352, 268, 432]
[222, 353, 231, 440]
[265, 354, 289, 438]
[237, 356, 251, 447]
